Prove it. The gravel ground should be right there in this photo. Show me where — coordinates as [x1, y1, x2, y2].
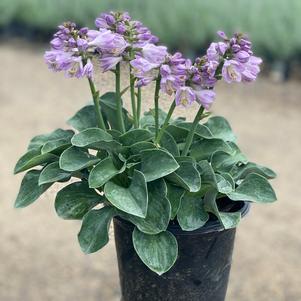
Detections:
[0, 41, 301, 301]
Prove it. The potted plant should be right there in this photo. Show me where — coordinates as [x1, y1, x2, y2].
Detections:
[14, 11, 277, 301]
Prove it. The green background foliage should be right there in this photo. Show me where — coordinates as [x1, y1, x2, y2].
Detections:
[1, 0, 301, 60]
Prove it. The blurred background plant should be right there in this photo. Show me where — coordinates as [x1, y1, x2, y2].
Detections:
[1, 0, 301, 79]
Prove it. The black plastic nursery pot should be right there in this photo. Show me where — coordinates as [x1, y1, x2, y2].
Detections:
[113, 200, 250, 301]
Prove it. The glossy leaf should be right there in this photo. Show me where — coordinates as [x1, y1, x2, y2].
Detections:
[204, 189, 241, 229]
[104, 170, 148, 217]
[166, 160, 201, 192]
[190, 138, 232, 161]
[67, 105, 97, 131]
[177, 122, 213, 139]
[166, 182, 184, 219]
[227, 173, 277, 203]
[15, 170, 52, 208]
[205, 116, 236, 142]
[28, 129, 74, 150]
[141, 149, 179, 182]
[88, 157, 126, 188]
[232, 162, 277, 180]
[159, 130, 179, 157]
[133, 228, 178, 275]
[122, 179, 171, 234]
[119, 129, 153, 146]
[59, 146, 100, 172]
[177, 192, 209, 231]
[215, 174, 233, 194]
[39, 162, 71, 185]
[14, 147, 57, 174]
[55, 181, 103, 219]
[100, 92, 132, 131]
[78, 206, 115, 254]
[71, 128, 113, 147]
[41, 137, 72, 154]
[130, 141, 157, 154]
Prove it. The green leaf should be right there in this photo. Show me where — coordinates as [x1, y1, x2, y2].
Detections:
[205, 116, 236, 142]
[59, 146, 100, 172]
[166, 160, 201, 192]
[133, 228, 178, 275]
[78, 206, 115, 254]
[104, 170, 148, 217]
[119, 129, 153, 146]
[232, 162, 277, 180]
[204, 189, 241, 229]
[227, 173, 277, 203]
[190, 138, 232, 161]
[67, 105, 97, 131]
[41, 137, 72, 154]
[100, 92, 132, 131]
[55, 181, 103, 219]
[165, 124, 189, 142]
[211, 148, 247, 173]
[197, 160, 217, 186]
[71, 128, 113, 147]
[15, 170, 52, 208]
[130, 141, 157, 154]
[159, 130, 179, 157]
[140, 108, 169, 129]
[177, 192, 209, 231]
[177, 122, 213, 139]
[39, 162, 71, 185]
[89, 157, 126, 188]
[141, 149, 179, 182]
[14, 147, 57, 174]
[122, 179, 171, 234]
[216, 174, 233, 194]
[166, 182, 184, 219]
[71, 127, 122, 152]
[28, 129, 74, 150]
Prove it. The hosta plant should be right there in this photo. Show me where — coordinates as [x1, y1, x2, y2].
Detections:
[14, 11, 276, 275]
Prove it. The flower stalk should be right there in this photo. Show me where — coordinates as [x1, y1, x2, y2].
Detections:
[181, 106, 205, 156]
[115, 63, 126, 133]
[155, 100, 176, 144]
[88, 78, 106, 130]
[130, 67, 138, 128]
[136, 87, 142, 127]
[154, 75, 161, 138]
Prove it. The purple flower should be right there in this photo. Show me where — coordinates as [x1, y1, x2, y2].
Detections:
[175, 87, 196, 107]
[83, 59, 93, 78]
[50, 37, 64, 50]
[207, 42, 228, 61]
[222, 59, 243, 83]
[235, 50, 250, 63]
[65, 56, 84, 78]
[89, 30, 128, 56]
[100, 56, 123, 72]
[194, 89, 216, 109]
[241, 56, 262, 82]
[130, 57, 159, 87]
[141, 44, 168, 66]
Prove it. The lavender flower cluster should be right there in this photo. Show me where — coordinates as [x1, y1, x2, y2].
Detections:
[44, 11, 262, 110]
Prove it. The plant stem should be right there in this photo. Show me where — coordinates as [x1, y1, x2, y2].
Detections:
[154, 75, 161, 138]
[130, 67, 138, 128]
[136, 87, 142, 127]
[155, 100, 176, 144]
[88, 78, 106, 130]
[181, 106, 205, 156]
[115, 63, 126, 133]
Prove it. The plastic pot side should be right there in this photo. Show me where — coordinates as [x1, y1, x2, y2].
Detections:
[113, 201, 250, 301]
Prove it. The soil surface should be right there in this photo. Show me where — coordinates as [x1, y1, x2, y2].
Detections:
[1, 41, 301, 301]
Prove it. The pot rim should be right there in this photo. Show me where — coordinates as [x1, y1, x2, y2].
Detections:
[114, 201, 251, 236]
